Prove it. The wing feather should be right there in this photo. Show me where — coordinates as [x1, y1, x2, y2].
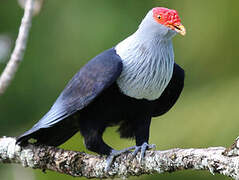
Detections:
[18, 48, 122, 138]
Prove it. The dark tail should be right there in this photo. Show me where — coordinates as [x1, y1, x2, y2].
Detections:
[16, 119, 79, 147]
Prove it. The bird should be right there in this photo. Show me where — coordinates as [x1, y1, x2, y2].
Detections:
[16, 7, 186, 170]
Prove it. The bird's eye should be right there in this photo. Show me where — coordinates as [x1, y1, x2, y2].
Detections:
[157, 15, 161, 19]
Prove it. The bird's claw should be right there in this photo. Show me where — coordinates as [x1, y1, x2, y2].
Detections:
[132, 142, 156, 162]
[105, 146, 136, 171]
[105, 143, 156, 171]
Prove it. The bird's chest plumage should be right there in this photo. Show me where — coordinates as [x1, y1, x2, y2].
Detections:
[116, 38, 174, 101]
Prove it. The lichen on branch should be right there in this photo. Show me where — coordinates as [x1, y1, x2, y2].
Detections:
[1, 137, 239, 179]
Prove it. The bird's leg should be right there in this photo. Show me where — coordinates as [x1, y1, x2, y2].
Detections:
[132, 117, 156, 161]
[106, 117, 155, 169]
[84, 131, 135, 171]
[83, 131, 113, 156]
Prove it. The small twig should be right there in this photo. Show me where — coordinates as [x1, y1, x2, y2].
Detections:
[1, 137, 239, 179]
[0, 0, 35, 95]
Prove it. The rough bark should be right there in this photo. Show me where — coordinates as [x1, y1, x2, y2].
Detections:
[1, 137, 239, 179]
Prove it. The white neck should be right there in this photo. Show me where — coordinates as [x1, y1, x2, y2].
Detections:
[115, 31, 175, 100]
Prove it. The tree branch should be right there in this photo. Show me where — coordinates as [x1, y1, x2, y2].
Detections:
[1, 137, 239, 179]
[0, 0, 35, 95]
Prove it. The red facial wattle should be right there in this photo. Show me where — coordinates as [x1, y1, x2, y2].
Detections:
[153, 7, 186, 36]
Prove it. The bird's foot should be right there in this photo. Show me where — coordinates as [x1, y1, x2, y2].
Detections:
[105, 146, 136, 171]
[132, 142, 156, 162]
[105, 143, 156, 171]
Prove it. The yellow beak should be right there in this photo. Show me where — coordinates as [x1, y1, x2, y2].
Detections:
[174, 24, 186, 36]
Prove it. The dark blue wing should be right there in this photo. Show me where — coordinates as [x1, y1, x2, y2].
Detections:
[21, 48, 122, 133]
[151, 63, 185, 117]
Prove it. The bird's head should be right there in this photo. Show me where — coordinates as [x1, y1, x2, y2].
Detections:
[138, 7, 186, 38]
[152, 7, 186, 36]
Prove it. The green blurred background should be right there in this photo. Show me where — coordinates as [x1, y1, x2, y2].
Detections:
[1, 0, 239, 179]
